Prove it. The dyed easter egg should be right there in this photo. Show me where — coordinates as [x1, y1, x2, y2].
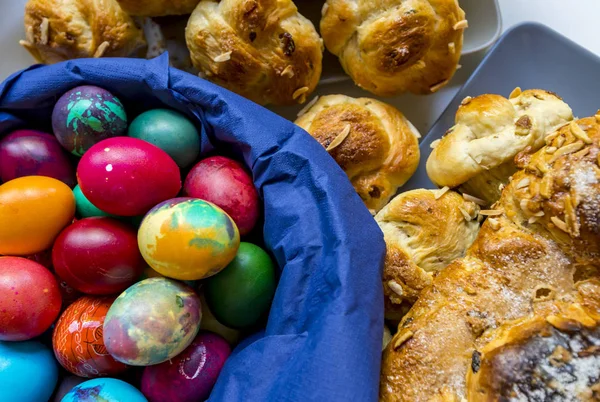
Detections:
[77, 137, 181, 216]
[52, 85, 127, 156]
[0, 176, 75, 255]
[0, 341, 58, 402]
[141, 332, 231, 402]
[128, 109, 200, 168]
[53, 376, 86, 402]
[0, 257, 62, 340]
[53, 296, 127, 377]
[205, 242, 276, 328]
[103, 278, 201, 366]
[61, 378, 147, 402]
[53, 217, 144, 295]
[184, 156, 260, 235]
[73, 184, 113, 218]
[0, 129, 76, 186]
[138, 198, 240, 280]
[199, 293, 241, 345]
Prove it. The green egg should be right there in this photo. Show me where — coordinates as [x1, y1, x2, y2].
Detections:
[204, 242, 276, 329]
[73, 184, 113, 218]
[128, 109, 200, 168]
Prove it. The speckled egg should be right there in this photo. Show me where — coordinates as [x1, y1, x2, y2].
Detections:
[73, 184, 113, 218]
[52, 86, 127, 156]
[128, 109, 200, 168]
[61, 378, 147, 402]
[77, 137, 181, 216]
[0, 340, 58, 402]
[141, 332, 231, 402]
[138, 198, 240, 281]
[53, 296, 128, 377]
[0, 176, 75, 255]
[103, 278, 201, 366]
[0, 129, 76, 187]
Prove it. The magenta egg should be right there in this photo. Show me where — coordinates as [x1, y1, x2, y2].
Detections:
[141, 332, 231, 402]
[0, 130, 76, 186]
[77, 137, 181, 216]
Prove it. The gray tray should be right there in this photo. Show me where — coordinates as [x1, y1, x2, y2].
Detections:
[403, 22, 600, 191]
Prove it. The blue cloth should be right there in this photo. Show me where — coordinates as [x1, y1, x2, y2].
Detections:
[0, 54, 385, 402]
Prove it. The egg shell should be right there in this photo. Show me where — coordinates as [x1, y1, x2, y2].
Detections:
[128, 109, 200, 168]
[53, 217, 144, 295]
[205, 242, 276, 328]
[0, 129, 76, 187]
[53, 296, 128, 377]
[0, 176, 75, 255]
[61, 378, 147, 402]
[77, 137, 181, 216]
[73, 184, 114, 218]
[53, 376, 86, 402]
[138, 198, 240, 280]
[141, 331, 231, 402]
[184, 156, 260, 235]
[0, 257, 62, 341]
[0, 341, 58, 402]
[103, 278, 201, 366]
[52, 85, 127, 156]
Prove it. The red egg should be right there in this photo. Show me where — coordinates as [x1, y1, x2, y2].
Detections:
[0, 257, 62, 341]
[183, 156, 259, 235]
[52, 217, 144, 295]
[77, 137, 181, 216]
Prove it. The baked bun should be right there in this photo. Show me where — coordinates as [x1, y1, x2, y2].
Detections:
[21, 0, 146, 64]
[295, 95, 420, 212]
[117, 0, 201, 16]
[376, 189, 480, 317]
[320, 0, 465, 96]
[426, 89, 573, 204]
[185, 0, 323, 106]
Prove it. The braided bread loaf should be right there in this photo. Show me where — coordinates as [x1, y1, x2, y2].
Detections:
[117, 0, 201, 16]
[381, 115, 600, 401]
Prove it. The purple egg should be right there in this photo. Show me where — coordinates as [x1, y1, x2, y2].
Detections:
[141, 332, 231, 402]
[0, 130, 76, 187]
[51, 85, 127, 156]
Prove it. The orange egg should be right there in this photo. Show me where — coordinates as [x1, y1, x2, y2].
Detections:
[0, 176, 75, 255]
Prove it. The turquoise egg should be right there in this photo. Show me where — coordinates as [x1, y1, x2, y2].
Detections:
[61, 378, 147, 402]
[0, 341, 58, 402]
[128, 109, 200, 168]
[73, 184, 113, 218]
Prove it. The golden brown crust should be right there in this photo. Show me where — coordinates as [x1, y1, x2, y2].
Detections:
[117, 0, 201, 16]
[320, 0, 465, 96]
[380, 117, 600, 401]
[295, 95, 420, 211]
[185, 0, 323, 106]
[22, 0, 146, 64]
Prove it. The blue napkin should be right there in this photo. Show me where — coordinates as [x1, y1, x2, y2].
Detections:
[0, 54, 385, 402]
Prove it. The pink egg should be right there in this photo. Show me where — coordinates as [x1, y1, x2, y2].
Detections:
[77, 137, 181, 216]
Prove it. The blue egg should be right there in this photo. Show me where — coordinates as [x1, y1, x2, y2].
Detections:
[0, 341, 58, 402]
[61, 378, 147, 402]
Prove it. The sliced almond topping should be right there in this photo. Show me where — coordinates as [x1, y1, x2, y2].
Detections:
[520, 199, 532, 215]
[453, 19, 469, 30]
[26, 25, 34, 43]
[476, 213, 483, 223]
[93, 41, 110, 58]
[326, 124, 351, 151]
[595, 110, 600, 123]
[292, 86, 309, 100]
[458, 206, 473, 222]
[448, 42, 456, 54]
[556, 136, 566, 148]
[479, 209, 502, 216]
[280, 65, 294, 78]
[509, 87, 522, 99]
[528, 216, 540, 224]
[434, 186, 450, 199]
[540, 174, 554, 199]
[368, 209, 376, 215]
[387, 281, 404, 297]
[461, 96, 473, 106]
[40, 18, 49, 45]
[456, 64, 462, 70]
[430, 139, 441, 149]
[537, 161, 550, 174]
[213, 51, 232, 62]
[516, 178, 530, 189]
[463, 193, 487, 206]
[564, 194, 580, 237]
[545, 131, 560, 145]
[550, 216, 569, 233]
[321, 3, 329, 15]
[430, 80, 449, 93]
[570, 121, 593, 144]
[545, 147, 557, 154]
[394, 330, 414, 350]
[498, 183, 505, 192]
[533, 210, 545, 217]
[487, 218, 500, 230]
[550, 141, 585, 163]
[18, 40, 34, 49]
[296, 96, 319, 117]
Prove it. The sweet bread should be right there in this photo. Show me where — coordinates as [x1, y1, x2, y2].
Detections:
[185, 0, 323, 106]
[380, 115, 600, 401]
[117, 0, 201, 17]
[22, 0, 146, 64]
[320, 0, 465, 96]
[295, 95, 420, 212]
[426, 89, 573, 204]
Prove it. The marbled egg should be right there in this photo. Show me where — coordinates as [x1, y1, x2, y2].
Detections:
[73, 184, 113, 218]
[138, 198, 240, 280]
[53, 296, 128, 377]
[141, 332, 231, 402]
[61, 378, 147, 402]
[0, 176, 75, 255]
[0, 340, 58, 402]
[0, 129, 76, 187]
[77, 137, 181, 216]
[103, 278, 201, 366]
[52, 86, 127, 156]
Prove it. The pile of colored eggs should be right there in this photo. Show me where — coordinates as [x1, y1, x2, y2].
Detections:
[0, 85, 276, 401]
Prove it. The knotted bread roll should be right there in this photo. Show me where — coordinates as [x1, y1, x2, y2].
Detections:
[426, 89, 573, 204]
[295, 95, 420, 212]
[21, 0, 146, 64]
[185, 0, 323, 106]
[117, 0, 201, 16]
[320, 0, 466, 96]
